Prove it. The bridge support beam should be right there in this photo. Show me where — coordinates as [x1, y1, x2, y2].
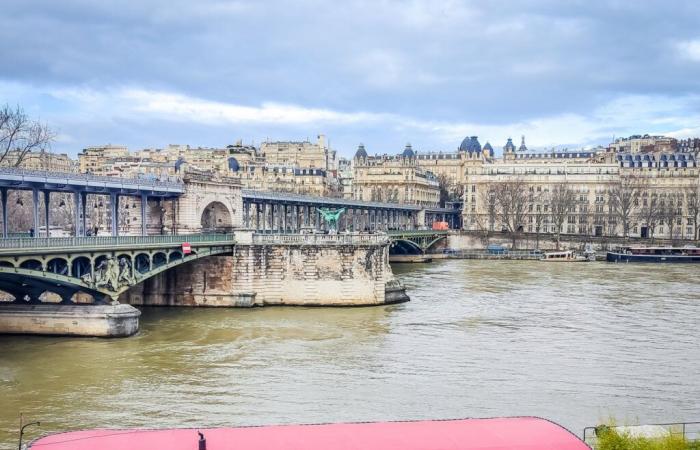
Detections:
[110, 193, 119, 236]
[43, 190, 50, 237]
[32, 188, 39, 237]
[1, 188, 7, 238]
[140, 194, 148, 236]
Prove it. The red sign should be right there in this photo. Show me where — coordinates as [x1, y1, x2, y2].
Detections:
[182, 242, 191, 254]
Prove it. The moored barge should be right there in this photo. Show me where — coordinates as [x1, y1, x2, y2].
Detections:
[28, 417, 589, 450]
[606, 246, 700, 263]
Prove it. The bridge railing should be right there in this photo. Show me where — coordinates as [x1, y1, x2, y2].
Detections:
[388, 230, 450, 237]
[0, 167, 184, 190]
[0, 233, 236, 249]
[252, 233, 389, 245]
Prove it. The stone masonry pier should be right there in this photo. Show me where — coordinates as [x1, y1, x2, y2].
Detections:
[121, 232, 409, 307]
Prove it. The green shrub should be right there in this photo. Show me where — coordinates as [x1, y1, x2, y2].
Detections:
[595, 425, 690, 450]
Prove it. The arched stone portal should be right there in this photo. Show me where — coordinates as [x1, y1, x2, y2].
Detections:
[201, 201, 233, 232]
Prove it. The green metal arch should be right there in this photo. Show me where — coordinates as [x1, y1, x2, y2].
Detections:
[0, 246, 233, 302]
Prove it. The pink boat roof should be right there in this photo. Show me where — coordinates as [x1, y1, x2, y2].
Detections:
[29, 417, 589, 450]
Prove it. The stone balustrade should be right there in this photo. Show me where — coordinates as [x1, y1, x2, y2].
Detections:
[251, 232, 389, 245]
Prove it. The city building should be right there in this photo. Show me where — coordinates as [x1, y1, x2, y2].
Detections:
[352, 144, 440, 207]
[0, 150, 75, 172]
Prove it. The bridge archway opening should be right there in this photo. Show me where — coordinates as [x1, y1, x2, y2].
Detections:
[201, 201, 232, 232]
[39, 290, 63, 303]
[169, 251, 183, 263]
[71, 292, 96, 304]
[47, 257, 69, 276]
[390, 240, 423, 255]
[135, 253, 150, 274]
[152, 252, 167, 269]
[0, 261, 13, 269]
[71, 257, 91, 279]
[20, 259, 43, 271]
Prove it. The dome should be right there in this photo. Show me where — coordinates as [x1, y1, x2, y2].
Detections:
[483, 142, 494, 156]
[228, 157, 240, 172]
[459, 136, 482, 153]
[402, 143, 415, 158]
[354, 143, 368, 159]
[504, 138, 516, 153]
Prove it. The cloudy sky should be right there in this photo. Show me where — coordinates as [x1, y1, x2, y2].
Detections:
[2, 0, 700, 157]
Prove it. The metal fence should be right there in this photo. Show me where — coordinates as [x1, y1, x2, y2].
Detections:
[0, 233, 236, 249]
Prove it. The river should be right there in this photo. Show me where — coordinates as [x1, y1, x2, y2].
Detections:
[1, 260, 699, 448]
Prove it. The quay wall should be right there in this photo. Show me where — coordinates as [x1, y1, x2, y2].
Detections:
[445, 231, 699, 252]
[121, 241, 405, 307]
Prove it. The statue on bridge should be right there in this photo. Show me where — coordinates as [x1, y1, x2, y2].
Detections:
[95, 257, 121, 291]
[319, 208, 345, 233]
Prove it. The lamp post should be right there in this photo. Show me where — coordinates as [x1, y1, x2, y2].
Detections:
[18, 414, 40, 450]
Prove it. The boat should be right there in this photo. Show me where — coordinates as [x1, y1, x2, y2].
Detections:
[606, 246, 700, 263]
[540, 250, 588, 262]
[28, 417, 589, 450]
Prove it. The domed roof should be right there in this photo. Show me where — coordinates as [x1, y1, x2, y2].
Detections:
[459, 136, 482, 153]
[504, 138, 516, 153]
[402, 143, 415, 158]
[228, 157, 240, 172]
[483, 142, 494, 155]
[354, 143, 368, 159]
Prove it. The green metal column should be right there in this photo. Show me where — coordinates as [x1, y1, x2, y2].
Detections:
[32, 188, 39, 237]
[1, 187, 7, 238]
[43, 190, 51, 237]
[110, 193, 119, 236]
[141, 194, 148, 236]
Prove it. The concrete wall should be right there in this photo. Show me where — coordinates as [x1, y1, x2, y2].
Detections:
[121, 242, 399, 307]
[0, 304, 140, 337]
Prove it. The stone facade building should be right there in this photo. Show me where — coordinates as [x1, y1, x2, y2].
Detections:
[352, 144, 440, 207]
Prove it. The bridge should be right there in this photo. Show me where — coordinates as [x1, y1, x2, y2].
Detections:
[0, 167, 183, 237]
[241, 189, 461, 232]
[387, 230, 449, 254]
[0, 234, 235, 303]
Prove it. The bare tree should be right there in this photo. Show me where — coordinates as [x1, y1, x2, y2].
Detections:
[687, 187, 700, 241]
[659, 193, 683, 243]
[636, 191, 663, 242]
[0, 104, 55, 167]
[548, 183, 576, 249]
[493, 179, 528, 249]
[608, 174, 642, 238]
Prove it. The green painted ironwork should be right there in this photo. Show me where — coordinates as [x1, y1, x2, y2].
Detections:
[0, 234, 235, 251]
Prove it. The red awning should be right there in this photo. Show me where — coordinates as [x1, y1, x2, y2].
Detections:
[30, 417, 589, 450]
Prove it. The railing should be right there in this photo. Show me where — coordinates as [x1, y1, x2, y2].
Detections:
[583, 421, 700, 448]
[252, 233, 389, 245]
[388, 230, 450, 237]
[0, 167, 185, 190]
[0, 233, 236, 249]
[242, 189, 423, 211]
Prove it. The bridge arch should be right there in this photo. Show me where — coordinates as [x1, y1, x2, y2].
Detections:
[152, 252, 167, 269]
[47, 257, 69, 276]
[20, 259, 44, 271]
[71, 257, 92, 279]
[201, 201, 233, 232]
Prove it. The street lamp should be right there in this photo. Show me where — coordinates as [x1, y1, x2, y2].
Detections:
[18, 414, 40, 450]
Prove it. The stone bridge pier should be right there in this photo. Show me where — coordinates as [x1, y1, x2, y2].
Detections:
[121, 232, 409, 307]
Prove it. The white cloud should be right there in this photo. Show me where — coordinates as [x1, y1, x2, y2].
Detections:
[9, 82, 700, 153]
[675, 39, 700, 62]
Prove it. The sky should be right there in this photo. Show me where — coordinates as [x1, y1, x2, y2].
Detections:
[2, 0, 700, 158]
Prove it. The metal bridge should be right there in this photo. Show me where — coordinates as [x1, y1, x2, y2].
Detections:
[0, 167, 184, 238]
[0, 234, 235, 303]
[387, 230, 449, 254]
[241, 189, 461, 232]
